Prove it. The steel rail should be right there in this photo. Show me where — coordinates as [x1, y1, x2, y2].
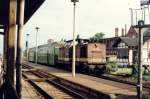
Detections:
[31, 71, 86, 99]
[22, 73, 53, 99]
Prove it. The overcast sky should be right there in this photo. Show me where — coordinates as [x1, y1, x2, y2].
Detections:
[24, 0, 140, 48]
[0, 0, 141, 53]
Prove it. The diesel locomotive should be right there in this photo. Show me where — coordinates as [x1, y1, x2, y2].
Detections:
[28, 40, 106, 74]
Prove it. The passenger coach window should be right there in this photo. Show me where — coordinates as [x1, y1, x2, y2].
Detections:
[80, 46, 87, 58]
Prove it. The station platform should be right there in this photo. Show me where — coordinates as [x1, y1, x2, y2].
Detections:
[22, 62, 148, 98]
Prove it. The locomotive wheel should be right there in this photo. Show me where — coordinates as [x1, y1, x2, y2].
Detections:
[94, 67, 99, 75]
[84, 67, 89, 74]
[94, 65, 106, 75]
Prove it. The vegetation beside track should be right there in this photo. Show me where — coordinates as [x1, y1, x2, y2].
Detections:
[105, 62, 150, 89]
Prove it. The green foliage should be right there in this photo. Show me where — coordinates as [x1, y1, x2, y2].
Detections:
[131, 64, 138, 75]
[90, 32, 105, 42]
[106, 62, 118, 73]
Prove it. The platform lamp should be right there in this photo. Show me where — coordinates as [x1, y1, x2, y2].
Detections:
[137, 20, 144, 99]
[35, 27, 39, 64]
[71, 0, 79, 77]
[133, 20, 150, 99]
[26, 33, 30, 61]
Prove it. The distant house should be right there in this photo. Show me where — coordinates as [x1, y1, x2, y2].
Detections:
[113, 37, 138, 66]
[125, 26, 150, 66]
[102, 26, 150, 66]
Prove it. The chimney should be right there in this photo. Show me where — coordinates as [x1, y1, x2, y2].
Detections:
[115, 28, 119, 37]
[125, 24, 127, 36]
[122, 28, 124, 37]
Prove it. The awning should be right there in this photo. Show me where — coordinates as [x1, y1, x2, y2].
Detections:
[0, 0, 45, 25]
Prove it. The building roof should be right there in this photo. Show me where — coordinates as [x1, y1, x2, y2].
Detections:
[120, 37, 138, 46]
[128, 26, 150, 38]
[0, 0, 45, 25]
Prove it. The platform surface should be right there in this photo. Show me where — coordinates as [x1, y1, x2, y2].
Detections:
[23, 62, 149, 97]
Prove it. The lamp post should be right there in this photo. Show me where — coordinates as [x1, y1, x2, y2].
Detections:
[136, 20, 144, 99]
[71, 0, 79, 77]
[133, 20, 150, 99]
[26, 33, 30, 61]
[35, 27, 39, 64]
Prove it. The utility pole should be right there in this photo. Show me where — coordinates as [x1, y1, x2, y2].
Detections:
[134, 9, 141, 25]
[129, 8, 133, 26]
[148, 5, 150, 24]
[129, 8, 141, 25]
[35, 27, 39, 64]
[142, 6, 146, 23]
[71, 0, 79, 77]
[26, 33, 30, 61]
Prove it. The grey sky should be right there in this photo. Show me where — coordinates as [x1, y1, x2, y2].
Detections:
[0, 0, 141, 53]
[24, 0, 140, 48]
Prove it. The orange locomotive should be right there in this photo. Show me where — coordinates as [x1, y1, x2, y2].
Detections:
[57, 41, 106, 74]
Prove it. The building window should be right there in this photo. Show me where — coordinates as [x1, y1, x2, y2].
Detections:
[117, 49, 128, 59]
[118, 42, 126, 48]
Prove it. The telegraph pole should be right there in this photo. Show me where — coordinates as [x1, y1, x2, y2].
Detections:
[26, 33, 30, 61]
[129, 8, 133, 25]
[148, 5, 150, 24]
[71, 0, 79, 77]
[35, 27, 39, 64]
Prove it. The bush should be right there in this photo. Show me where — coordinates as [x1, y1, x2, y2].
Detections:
[131, 64, 138, 75]
[106, 62, 118, 73]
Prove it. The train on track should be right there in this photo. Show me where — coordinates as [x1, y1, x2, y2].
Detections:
[28, 39, 106, 74]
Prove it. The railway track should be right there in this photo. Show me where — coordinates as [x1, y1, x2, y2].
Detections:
[23, 63, 150, 92]
[22, 64, 111, 99]
[23, 71, 86, 99]
[22, 63, 150, 99]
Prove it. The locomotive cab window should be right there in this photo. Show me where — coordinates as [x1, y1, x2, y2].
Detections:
[80, 46, 87, 58]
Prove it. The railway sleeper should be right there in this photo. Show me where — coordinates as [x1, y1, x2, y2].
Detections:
[46, 79, 87, 99]
[22, 73, 53, 99]
[53, 78, 111, 99]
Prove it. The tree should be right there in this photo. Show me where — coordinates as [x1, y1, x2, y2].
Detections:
[90, 32, 105, 42]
